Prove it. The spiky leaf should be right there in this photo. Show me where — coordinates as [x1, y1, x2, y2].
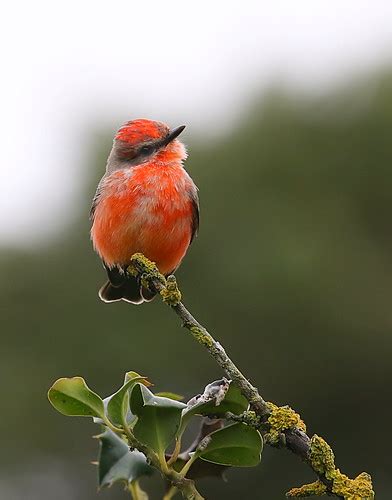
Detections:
[97, 429, 153, 488]
[130, 384, 186, 457]
[107, 372, 149, 427]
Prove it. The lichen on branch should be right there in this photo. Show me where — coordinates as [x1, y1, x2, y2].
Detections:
[264, 402, 306, 446]
[303, 435, 374, 499]
[287, 480, 327, 497]
[160, 275, 182, 305]
[128, 253, 375, 499]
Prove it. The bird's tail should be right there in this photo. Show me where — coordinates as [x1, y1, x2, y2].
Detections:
[98, 274, 156, 304]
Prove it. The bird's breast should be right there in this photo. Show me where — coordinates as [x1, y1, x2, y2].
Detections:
[91, 164, 196, 273]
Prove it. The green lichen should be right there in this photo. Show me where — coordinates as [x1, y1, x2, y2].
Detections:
[160, 275, 182, 306]
[128, 253, 158, 276]
[309, 435, 335, 478]
[286, 480, 327, 497]
[332, 471, 374, 500]
[128, 253, 166, 289]
[307, 435, 374, 499]
[189, 325, 214, 348]
[226, 410, 261, 427]
[242, 410, 261, 427]
[264, 402, 307, 446]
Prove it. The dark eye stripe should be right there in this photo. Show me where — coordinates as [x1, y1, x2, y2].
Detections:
[140, 145, 154, 155]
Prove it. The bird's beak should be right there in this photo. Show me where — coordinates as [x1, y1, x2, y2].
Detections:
[162, 125, 186, 146]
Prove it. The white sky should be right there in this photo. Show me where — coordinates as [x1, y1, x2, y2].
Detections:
[0, 1, 391, 245]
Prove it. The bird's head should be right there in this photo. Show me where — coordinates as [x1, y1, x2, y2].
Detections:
[109, 119, 186, 169]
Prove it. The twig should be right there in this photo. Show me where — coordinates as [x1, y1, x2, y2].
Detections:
[163, 486, 178, 500]
[124, 429, 203, 500]
[129, 253, 374, 500]
[128, 480, 148, 500]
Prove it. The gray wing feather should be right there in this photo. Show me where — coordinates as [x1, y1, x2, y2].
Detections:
[189, 188, 200, 244]
[90, 177, 105, 221]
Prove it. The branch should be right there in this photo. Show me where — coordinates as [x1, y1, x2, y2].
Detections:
[124, 429, 203, 500]
[129, 254, 375, 500]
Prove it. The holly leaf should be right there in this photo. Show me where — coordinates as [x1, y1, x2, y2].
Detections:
[173, 418, 229, 480]
[155, 392, 184, 401]
[130, 384, 186, 457]
[107, 372, 149, 427]
[124, 371, 153, 386]
[48, 377, 104, 419]
[92, 372, 152, 426]
[97, 429, 153, 488]
[197, 423, 262, 467]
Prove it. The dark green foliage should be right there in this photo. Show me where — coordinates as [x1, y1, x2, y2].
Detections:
[107, 373, 149, 427]
[196, 423, 262, 467]
[48, 374, 263, 496]
[130, 384, 187, 457]
[97, 430, 153, 488]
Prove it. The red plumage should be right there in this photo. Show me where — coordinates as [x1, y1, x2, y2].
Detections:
[90, 119, 199, 304]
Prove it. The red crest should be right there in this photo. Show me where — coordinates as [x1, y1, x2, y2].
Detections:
[115, 119, 168, 144]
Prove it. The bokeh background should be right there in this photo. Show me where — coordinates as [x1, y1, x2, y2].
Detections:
[1, 1, 392, 499]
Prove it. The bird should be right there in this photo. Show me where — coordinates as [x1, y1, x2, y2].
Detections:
[90, 119, 199, 304]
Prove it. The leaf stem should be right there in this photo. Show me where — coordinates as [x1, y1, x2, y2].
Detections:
[167, 437, 182, 466]
[122, 429, 203, 500]
[128, 479, 148, 500]
[121, 412, 136, 443]
[163, 486, 178, 500]
[158, 451, 171, 475]
[102, 416, 125, 435]
[178, 452, 198, 478]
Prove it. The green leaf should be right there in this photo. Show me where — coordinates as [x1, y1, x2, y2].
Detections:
[48, 377, 104, 419]
[130, 384, 186, 457]
[181, 379, 248, 431]
[124, 371, 153, 386]
[197, 423, 262, 467]
[97, 429, 153, 488]
[155, 392, 184, 401]
[172, 419, 228, 480]
[107, 372, 149, 427]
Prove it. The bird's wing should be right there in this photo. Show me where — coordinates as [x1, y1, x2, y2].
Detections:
[189, 188, 200, 244]
[166, 190, 199, 277]
[90, 178, 105, 221]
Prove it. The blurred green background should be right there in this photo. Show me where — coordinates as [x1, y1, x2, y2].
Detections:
[2, 69, 392, 499]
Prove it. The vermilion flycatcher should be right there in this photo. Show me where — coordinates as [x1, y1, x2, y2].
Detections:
[90, 119, 199, 304]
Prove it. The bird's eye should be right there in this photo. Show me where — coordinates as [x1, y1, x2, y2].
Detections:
[140, 145, 152, 155]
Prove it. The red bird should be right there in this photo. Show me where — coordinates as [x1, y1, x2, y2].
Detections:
[90, 119, 199, 304]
